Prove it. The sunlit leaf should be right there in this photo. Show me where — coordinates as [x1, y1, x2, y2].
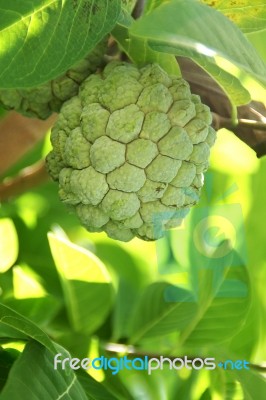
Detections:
[13, 265, 46, 298]
[0, 219, 18, 273]
[48, 232, 114, 334]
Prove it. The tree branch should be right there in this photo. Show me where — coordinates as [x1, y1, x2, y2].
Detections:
[0, 112, 56, 176]
[212, 113, 266, 132]
[0, 160, 49, 202]
[178, 56, 266, 157]
[133, 0, 145, 19]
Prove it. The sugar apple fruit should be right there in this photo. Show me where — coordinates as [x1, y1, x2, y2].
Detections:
[46, 61, 216, 242]
[0, 40, 106, 120]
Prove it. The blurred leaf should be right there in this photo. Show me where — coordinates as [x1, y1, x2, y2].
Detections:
[103, 367, 136, 400]
[0, 341, 87, 400]
[0, 218, 18, 273]
[0, 0, 120, 88]
[170, 370, 200, 400]
[228, 298, 260, 359]
[144, 0, 168, 14]
[95, 241, 152, 340]
[77, 370, 118, 400]
[0, 107, 6, 119]
[4, 296, 61, 328]
[12, 265, 46, 298]
[234, 370, 266, 400]
[0, 303, 55, 352]
[202, 0, 266, 34]
[129, 282, 197, 343]
[120, 366, 179, 400]
[0, 347, 20, 391]
[130, 0, 266, 105]
[48, 232, 114, 335]
[11, 215, 63, 297]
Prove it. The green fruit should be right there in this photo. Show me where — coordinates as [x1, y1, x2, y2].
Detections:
[46, 62, 216, 242]
[0, 40, 107, 119]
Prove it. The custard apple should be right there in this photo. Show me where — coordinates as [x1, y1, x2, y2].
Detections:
[0, 40, 106, 120]
[46, 61, 216, 241]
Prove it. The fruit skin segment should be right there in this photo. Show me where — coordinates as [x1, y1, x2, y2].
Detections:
[46, 62, 216, 242]
[0, 40, 107, 120]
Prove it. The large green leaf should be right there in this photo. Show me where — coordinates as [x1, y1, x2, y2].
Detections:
[129, 282, 197, 343]
[0, 341, 87, 400]
[0, 219, 18, 273]
[0, 0, 120, 88]
[0, 303, 55, 352]
[48, 232, 114, 335]
[128, 255, 250, 347]
[130, 0, 266, 105]
[202, 0, 266, 34]
[178, 260, 251, 348]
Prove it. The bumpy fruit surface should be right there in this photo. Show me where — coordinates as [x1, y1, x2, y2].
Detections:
[46, 62, 216, 241]
[0, 40, 106, 120]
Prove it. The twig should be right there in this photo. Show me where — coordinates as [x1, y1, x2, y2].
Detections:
[133, 0, 145, 19]
[212, 113, 266, 132]
[0, 160, 49, 202]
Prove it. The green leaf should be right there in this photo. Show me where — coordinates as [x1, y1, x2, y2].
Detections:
[113, 16, 180, 75]
[0, 341, 87, 400]
[0, 303, 55, 352]
[130, 0, 266, 105]
[202, 0, 266, 34]
[48, 232, 114, 335]
[0, 0, 120, 88]
[0, 219, 18, 273]
[129, 254, 250, 347]
[129, 282, 197, 343]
